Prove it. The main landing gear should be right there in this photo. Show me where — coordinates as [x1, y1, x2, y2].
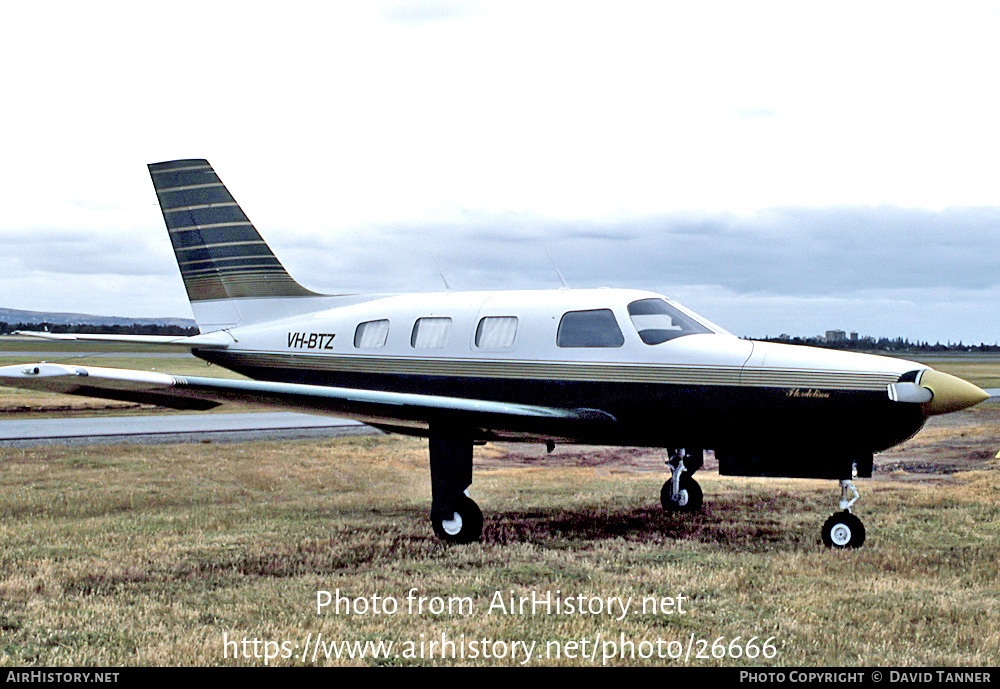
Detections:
[432, 493, 483, 544]
[821, 480, 866, 549]
[661, 448, 704, 512]
[428, 426, 483, 544]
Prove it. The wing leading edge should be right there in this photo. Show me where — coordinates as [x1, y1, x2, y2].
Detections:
[0, 363, 616, 438]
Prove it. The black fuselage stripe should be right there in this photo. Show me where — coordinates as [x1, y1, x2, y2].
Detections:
[193, 350, 924, 452]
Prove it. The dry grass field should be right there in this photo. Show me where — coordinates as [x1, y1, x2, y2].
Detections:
[0, 341, 998, 666]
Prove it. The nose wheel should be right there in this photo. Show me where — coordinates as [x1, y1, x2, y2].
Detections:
[661, 448, 704, 512]
[821, 511, 865, 548]
[661, 475, 703, 511]
[821, 480, 866, 548]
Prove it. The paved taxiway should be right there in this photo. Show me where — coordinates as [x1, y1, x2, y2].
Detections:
[0, 412, 377, 447]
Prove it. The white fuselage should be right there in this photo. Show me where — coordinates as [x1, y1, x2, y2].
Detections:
[192, 288, 929, 456]
[216, 288, 919, 392]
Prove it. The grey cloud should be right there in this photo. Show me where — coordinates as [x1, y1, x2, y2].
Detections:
[271, 205, 1000, 343]
[5, 205, 997, 342]
[30, 204, 985, 301]
[286, 205, 1000, 298]
[1, 229, 174, 277]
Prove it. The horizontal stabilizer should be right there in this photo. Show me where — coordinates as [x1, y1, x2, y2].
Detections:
[13, 331, 233, 349]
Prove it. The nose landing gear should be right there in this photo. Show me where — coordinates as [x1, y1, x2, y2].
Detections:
[661, 448, 704, 512]
[821, 479, 866, 548]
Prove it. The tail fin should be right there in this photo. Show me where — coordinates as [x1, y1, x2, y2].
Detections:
[148, 159, 323, 330]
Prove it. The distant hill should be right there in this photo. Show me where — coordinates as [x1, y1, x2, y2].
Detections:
[0, 307, 196, 329]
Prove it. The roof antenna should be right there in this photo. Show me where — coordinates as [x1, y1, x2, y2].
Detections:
[544, 245, 569, 289]
[432, 256, 452, 291]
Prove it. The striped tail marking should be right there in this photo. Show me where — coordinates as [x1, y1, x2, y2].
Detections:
[148, 159, 319, 303]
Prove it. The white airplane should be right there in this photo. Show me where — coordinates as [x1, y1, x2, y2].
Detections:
[1, 159, 990, 548]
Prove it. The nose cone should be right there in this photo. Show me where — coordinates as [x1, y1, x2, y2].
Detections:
[919, 369, 991, 416]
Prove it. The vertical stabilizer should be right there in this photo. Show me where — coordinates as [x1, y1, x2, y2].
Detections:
[148, 159, 322, 330]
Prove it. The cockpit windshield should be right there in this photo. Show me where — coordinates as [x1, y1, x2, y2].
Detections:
[627, 298, 714, 344]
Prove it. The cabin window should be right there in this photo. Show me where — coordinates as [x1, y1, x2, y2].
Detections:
[627, 298, 712, 344]
[411, 317, 452, 348]
[354, 319, 390, 348]
[556, 309, 624, 348]
[475, 316, 518, 349]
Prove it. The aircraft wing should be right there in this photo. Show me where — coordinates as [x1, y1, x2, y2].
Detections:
[0, 362, 616, 437]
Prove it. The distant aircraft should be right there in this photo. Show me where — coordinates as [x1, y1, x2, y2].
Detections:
[1, 160, 989, 548]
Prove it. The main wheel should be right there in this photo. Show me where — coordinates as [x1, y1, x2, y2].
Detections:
[432, 495, 483, 544]
[661, 476, 703, 512]
[821, 511, 866, 549]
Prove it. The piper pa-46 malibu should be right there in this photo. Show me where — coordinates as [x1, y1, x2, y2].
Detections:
[2, 159, 990, 548]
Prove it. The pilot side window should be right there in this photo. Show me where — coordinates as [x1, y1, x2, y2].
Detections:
[475, 316, 518, 350]
[556, 309, 624, 348]
[411, 317, 452, 348]
[354, 319, 390, 349]
[627, 298, 712, 344]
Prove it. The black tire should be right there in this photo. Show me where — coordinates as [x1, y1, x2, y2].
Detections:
[432, 495, 483, 544]
[660, 476, 703, 512]
[821, 511, 866, 549]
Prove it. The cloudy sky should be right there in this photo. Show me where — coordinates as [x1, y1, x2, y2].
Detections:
[1, 1, 999, 342]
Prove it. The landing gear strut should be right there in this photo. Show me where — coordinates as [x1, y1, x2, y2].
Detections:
[661, 448, 704, 512]
[821, 479, 866, 548]
[428, 425, 483, 544]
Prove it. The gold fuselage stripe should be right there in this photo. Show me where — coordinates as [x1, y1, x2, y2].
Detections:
[210, 350, 899, 390]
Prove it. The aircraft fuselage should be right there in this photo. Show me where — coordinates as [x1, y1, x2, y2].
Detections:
[192, 288, 930, 469]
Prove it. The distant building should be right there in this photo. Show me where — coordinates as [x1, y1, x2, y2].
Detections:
[825, 330, 847, 342]
[850, 332, 859, 341]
